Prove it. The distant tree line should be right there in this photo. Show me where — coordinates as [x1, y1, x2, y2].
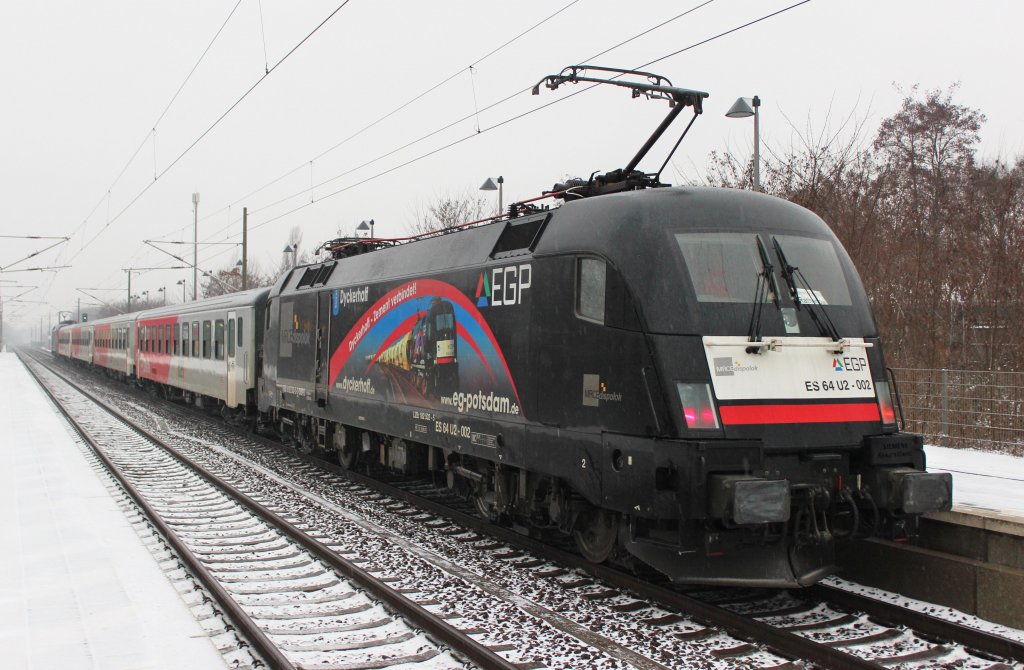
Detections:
[701, 86, 1024, 372]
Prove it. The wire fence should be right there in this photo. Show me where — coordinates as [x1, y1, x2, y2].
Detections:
[892, 367, 1024, 456]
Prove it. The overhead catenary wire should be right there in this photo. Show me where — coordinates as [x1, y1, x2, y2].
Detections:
[197, 0, 721, 241]
[67, 1, 811, 302]
[181, 0, 586, 245]
[65, 0, 356, 266]
[63, 0, 246, 250]
[236, 0, 811, 238]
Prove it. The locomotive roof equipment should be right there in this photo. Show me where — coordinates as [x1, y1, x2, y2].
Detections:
[533, 65, 709, 199]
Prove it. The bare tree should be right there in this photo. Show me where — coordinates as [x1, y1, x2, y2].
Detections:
[202, 259, 276, 298]
[693, 85, 1024, 372]
[409, 190, 490, 237]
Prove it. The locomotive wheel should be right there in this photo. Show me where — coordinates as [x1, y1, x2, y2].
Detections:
[473, 486, 498, 521]
[574, 508, 619, 564]
[333, 426, 358, 470]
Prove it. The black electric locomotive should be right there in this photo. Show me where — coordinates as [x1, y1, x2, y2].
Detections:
[52, 66, 951, 586]
[257, 67, 951, 586]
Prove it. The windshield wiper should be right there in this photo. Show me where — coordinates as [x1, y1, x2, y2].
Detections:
[746, 236, 780, 353]
[772, 237, 842, 342]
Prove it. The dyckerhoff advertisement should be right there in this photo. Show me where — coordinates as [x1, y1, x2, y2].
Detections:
[325, 277, 525, 420]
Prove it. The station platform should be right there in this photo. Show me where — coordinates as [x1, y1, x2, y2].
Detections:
[0, 352, 227, 670]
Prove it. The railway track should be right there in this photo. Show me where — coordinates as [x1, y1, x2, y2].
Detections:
[26, 350, 1024, 669]
[22, 353, 518, 670]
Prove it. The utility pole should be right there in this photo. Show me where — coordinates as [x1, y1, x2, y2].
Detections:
[242, 207, 248, 291]
[126, 270, 134, 310]
[77, 297, 81, 323]
[192, 192, 200, 301]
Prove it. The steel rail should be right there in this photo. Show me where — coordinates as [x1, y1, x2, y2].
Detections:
[328, 462, 885, 670]
[810, 583, 1024, 664]
[24, 352, 520, 670]
[20, 354, 296, 670]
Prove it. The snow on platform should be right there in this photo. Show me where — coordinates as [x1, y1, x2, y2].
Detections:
[926, 444, 1024, 521]
[0, 352, 226, 670]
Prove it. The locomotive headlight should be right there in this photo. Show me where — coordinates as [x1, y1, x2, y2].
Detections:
[677, 382, 720, 430]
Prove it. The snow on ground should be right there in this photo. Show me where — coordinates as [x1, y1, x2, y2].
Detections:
[0, 352, 227, 670]
[925, 445, 1024, 518]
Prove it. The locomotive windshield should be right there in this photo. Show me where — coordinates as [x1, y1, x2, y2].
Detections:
[676, 232, 760, 303]
[771, 235, 852, 306]
[675, 232, 853, 307]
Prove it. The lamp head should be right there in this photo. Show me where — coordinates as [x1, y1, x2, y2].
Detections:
[725, 97, 755, 118]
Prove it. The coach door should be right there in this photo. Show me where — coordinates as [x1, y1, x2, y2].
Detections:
[227, 311, 238, 407]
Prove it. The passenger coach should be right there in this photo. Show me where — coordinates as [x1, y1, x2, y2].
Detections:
[54, 322, 94, 364]
[134, 288, 270, 411]
[87, 314, 134, 378]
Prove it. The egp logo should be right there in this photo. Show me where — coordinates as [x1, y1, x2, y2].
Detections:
[475, 263, 531, 307]
[832, 356, 867, 373]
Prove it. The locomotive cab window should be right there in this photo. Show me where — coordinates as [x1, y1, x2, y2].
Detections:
[772, 235, 853, 306]
[576, 257, 606, 324]
[676, 232, 760, 303]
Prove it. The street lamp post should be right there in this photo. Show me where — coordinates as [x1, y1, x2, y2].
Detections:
[177, 279, 186, 303]
[357, 219, 375, 239]
[283, 245, 297, 269]
[725, 96, 761, 191]
[158, 286, 166, 306]
[480, 176, 504, 216]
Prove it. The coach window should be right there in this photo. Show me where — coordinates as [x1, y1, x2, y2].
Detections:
[215, 319, 225, 360]
[237, 317, 244, 347]
[192, 322, 200, 357]
[576, 257, 606, 324]
[182, 326, 190, 358]
[227, 319, 235, 358]
[203, 320, 212, 359]
[159, 325, 165, 353]
[174, 324, 180, 355]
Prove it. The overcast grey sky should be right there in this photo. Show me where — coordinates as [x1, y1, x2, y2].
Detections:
[2, 0, 1021, 331]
